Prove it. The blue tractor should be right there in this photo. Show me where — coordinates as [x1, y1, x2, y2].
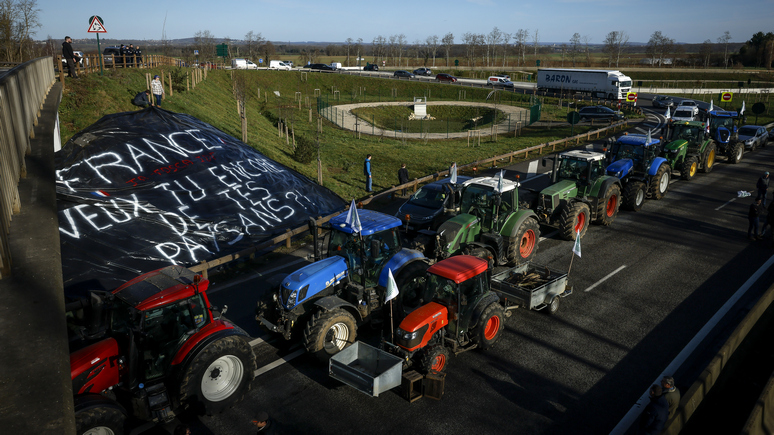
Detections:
[707, 110, 744, 164]
[256, 209, 431, 361]
[606, 134, 671, 211]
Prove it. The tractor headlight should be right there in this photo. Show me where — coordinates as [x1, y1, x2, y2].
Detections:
[403, 330, 419, 340]
[285, 290, 298, 308]
[745, 139, 753, 145]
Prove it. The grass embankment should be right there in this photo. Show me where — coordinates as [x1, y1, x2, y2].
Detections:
[59, 69, 632, 200]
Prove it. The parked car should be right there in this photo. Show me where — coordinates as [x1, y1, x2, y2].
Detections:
[307, 63, 334, 71]
[671, 108, 696, 122]
[396, 176, 472, 232]
[676, 100, 699, 114]
[102, 46, 122, 65]
[363, 64, 379, 71]
[394, 70, 415, 78]
[62, 50, 86, 67]
[738, 125, 768, 151]
[652, 95, 675, 108]
[413, 67, 432, 76]
[578, 106, 625, 121]
[769, 127, 774, 141]
[435, 73, 457, 83]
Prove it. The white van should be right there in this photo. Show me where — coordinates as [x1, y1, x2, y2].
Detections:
[487, 76, 515, 87]
[231, 58, 258, 70]
[269, 60, 292, 70]
[330, 62, 342, 70]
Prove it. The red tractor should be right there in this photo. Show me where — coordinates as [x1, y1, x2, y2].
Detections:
[66, 265, 257, 435]
[387, 255, 507, 373]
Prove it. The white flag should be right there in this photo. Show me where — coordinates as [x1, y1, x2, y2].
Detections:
[665, 107, 671, 120]
[385, 268, 399, 303]
[709, 99, 714, 112]
[450, 162, 458, 184]
[344, 199, 362, 234]
[496, 170, 504, 193]
[741, 100, 746, 115]
[646, 128, 652, 145]
[572, 230, 581, 258]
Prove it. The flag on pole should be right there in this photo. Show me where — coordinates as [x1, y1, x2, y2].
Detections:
[344, 199, 362, 234]
[385, 268, 399, 303]
[450, 162, 458, 184]
[646, 128, 652, 145]
[740, 100, 746, 115]
[496, 170, 504, 193]
[572, 231, 581, 258]
[665, 107, 670, 120]
[709, 99, 714, 112]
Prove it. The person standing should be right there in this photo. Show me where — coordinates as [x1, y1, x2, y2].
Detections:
[749, 198, 763, 241]
[126, 44, 135, 67]
[364, 154, 372, 192]
[398, 163, 409, 196]
[757, 172, 770, 206]
[135, 45, 143, 67]
[661, 376, 681, 421]
[62, 36, 79, 79]
[151, 75, 164, 107]
[119, 44, 126, 67]
[251, 411, 274, 434]
[639, 384, 668, 435]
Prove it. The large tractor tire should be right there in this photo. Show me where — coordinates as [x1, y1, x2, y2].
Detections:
[394, 261, 430, 316]
[700, 142, 716, 173]
[595, 183, 621, 225]
[474, 303, 506, 350]
[558, 202, 591, 241]
[680, 156, 699, 180]
[648, 164, 670, 200]
[727, 143, 744, 164]
[303, 308, 357, 362]
[178, 335, 256, 416]
[420, 345, 450, 373]
[507, 218, 540, 265]
[622, 181, 646, 212]
[75, 406, 126, 435]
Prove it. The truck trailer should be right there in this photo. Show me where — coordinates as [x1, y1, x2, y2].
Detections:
[537, 68, 633, 100]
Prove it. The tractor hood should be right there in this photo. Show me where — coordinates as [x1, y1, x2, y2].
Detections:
[540, 180, 579, 210]
[664, 139, 688, 153]
[606, 159, 633, 178]
[396, 301, 448, 351]
[280, 256, 348, 309]
[715, 126, 732, 144]
[437, 213, 479, 254]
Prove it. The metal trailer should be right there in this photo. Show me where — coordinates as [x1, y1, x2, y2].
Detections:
[490, 262, 572, 314]
[329, 341, 403, 397]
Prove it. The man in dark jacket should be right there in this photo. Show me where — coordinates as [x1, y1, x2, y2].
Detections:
[133, 90, 152, 108]
[119, 44, 126, 66]
[126, 44, 135, 67]
[135, 45, 143, 66]
[757, 172, 769, 206]
[639, 384, 668, 435]
[749, 198, 763, 241]
[398, 163, 409, 196]
[61, 36, 79, 78]
[661, 376, 681, 421]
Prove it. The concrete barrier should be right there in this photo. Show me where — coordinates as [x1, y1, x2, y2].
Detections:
[0, 57, 55, 278]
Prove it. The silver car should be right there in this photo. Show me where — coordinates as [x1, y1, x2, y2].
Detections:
[652, 96, 675, 108]
[738, 125, 768, 151]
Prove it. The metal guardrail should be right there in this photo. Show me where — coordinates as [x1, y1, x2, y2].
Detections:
[0, 56, 56, 278]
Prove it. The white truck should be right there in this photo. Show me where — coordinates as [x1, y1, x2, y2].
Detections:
[269, 60, 292, 70]
[232, 58, 258, 70]
[537, 68, 633, 100]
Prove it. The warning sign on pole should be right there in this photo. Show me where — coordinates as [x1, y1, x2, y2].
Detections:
[720, 91, 733, 103]
[88, 16, 107, 33]
[626, 92, 637, 103]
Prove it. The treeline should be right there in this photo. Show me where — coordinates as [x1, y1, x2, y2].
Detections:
[0, 0, 42, 63]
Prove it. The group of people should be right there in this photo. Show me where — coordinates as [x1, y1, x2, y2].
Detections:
[118, 43, 143, 66]
[133, 75, 165, 108]
[639, 376, 681, 434]
[748, 171, 774, 243]
[362, 155, 411, 196]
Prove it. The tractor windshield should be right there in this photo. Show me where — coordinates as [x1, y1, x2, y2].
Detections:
[615, 144, 644, 161]
[460, 184, 496, 216]
[710, 117, 734, 132]
[328, 228, 402, 286]
[557, 158, 590, 182]
[671, 124, 702, 143]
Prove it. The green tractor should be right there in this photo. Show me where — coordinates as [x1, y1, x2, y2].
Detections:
[661, 120, 721, 180]
[534, 150, 623, 240]
[418, 175, 541, 267]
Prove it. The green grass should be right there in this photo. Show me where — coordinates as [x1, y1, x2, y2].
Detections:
[350, 105, 507, 133]
[60, 68, 631, 200]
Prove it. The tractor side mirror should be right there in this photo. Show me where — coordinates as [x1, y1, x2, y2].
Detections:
[371, 239, 380, 258]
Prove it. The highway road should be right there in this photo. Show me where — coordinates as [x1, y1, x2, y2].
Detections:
[130, 97, 774, 435]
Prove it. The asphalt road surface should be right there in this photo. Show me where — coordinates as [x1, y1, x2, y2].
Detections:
[143, 98, 774, 435]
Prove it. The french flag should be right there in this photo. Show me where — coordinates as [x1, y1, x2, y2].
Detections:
[91, 190, 111, 198]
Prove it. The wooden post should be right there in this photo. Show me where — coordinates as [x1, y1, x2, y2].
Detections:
[187, 72, 190, 91]
[169, 72, 173, 96]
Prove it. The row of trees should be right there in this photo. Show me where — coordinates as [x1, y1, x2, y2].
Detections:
[0, 0, 40, 63]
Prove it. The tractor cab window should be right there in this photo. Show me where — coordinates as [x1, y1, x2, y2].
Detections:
[672, 125, 700, 142]
[110, 298, 135, 336]
[589, 160, 604, 180]
[499, 190, 515, 215]
[558, 158, 590, 182]
[460, 185, 495, 218]
[710, 117, 734, 131]
[617, 144, 643, 161]
[140, 295, 207, 380]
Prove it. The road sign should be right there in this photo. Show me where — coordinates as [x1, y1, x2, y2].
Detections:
[567, 111, 580, 125]
[752, 102, 765, 115]
[720, 91, 733, 102]
[87, 16, 106, 33]
[626, 92, 637, 103]
[194, 50, 199, 55]
[259, 58, 263, 64]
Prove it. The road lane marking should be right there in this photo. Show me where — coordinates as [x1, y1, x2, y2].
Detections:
[254, 346, 305, 378]
[715, 197, 737, 210]
[610, 254, 774, 434]
[584, 265, 626, 292]
[249, 337, 267, 347]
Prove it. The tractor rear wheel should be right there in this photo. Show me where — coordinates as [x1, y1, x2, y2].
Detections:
[474, 303, 505, 350]
[178, 335, 255, 416]
[75, 406, 125, 435]
[622, 181, 646, 211]
[595, 183, 621, 225]
[558, 202, 590, 240]
[700, 142, 716, 173]
[680, 156, 699, 180]
[395, 261, 430, 316]
[303, 309, 357, 362]
[507, 218, 540, 265]
[420, 345, 450, 373]
[727, 143, 744, 164]
[648, 164, 670, 200]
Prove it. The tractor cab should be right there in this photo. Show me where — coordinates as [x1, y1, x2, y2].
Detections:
[606, 134, 661, 179]
[458, 177, 519, 233]
[707, 110, 739, 145]
[550, 150, 607, 192]
[667, 121, 709, 151]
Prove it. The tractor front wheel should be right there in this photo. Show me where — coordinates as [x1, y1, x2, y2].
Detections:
[700, 143, 716, 173]
[595, 183, 621, 225]
[474, 303, 505, 350]
[649, 164, 670, 200]
[178, 335, 256, 416]
[680, 156, 699, 180]
[558, 202, 590, 240]
[727, 142, 743, 164]
[508, 218, 540, 265]
[420, 345, 450, 373]
[622, 181, 646, 211]
[303, 309, 357, 362]
[75, 406, 126, 435]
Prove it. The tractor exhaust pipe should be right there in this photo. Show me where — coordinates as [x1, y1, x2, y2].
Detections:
[309, 217, 319, 261]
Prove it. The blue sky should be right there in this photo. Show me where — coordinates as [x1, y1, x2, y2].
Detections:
[38, 0, 773, 44]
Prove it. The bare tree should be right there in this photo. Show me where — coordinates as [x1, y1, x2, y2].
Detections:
[373, 35, 386, 63]
[194, 30, 216, 61]
[582, 35, 592, 66]
[15, 0, 39, 61]
[397, 34, 407, 66]
[532, 29, 539, 58]
[462, 32, 476, 67]
[487, 27, 503, 67]
[426, 34, 439, 67]
[604, 30, 629, 67]
[699, 39, 713, 68]
[646, 31, 674, 66]
[718, 31, 731, 68]
[356, 38, 363, 67]
[512, 29, 528, 66]
[569, 33, 581, 67]
[500, 32, 511, 67]
[441, 32, 454, 67]
[244, 31, 264, 61]
[560, 44, 567, 66]
[388, 34, 397, 64]
[345, 37, 352, 66]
